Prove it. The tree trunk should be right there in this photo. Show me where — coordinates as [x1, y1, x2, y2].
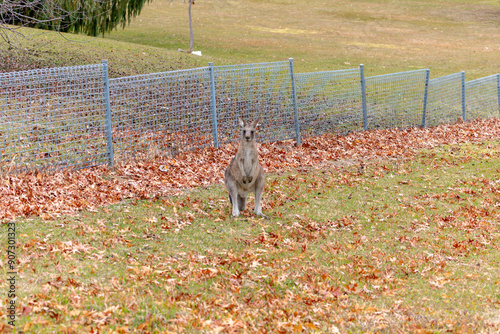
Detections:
[188, 0, 193, 53]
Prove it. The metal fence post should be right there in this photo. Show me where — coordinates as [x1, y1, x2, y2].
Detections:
[360, 64, 368, 130]
[462, 71, 466, 121]
[497, 74, 500, 117]
[102, 60, 114, 167]
[208, 62, 219, 148]
[420, 69, 430, 128]
[289, 58, 301, 146]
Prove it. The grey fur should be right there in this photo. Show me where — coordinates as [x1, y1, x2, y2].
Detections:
[224, 118, 268, 219]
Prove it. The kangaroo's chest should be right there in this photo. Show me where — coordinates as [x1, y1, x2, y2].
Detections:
[240, 150, 256, 175]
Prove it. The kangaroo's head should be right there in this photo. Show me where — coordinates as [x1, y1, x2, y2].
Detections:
[239, 118, 260, 143]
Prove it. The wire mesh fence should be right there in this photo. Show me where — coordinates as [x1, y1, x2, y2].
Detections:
[465, 74, 500, 121]
[365, 69, 429, 130]
[0, 64, 109, 173]
[295, 69, 364, 137]
[109, 67, 212, 160]
[425, 72, 465, 127]
[1, 60, 499, 174]
[213, 61, 296, 144]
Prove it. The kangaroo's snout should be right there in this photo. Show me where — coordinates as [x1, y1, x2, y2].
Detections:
[243, 129, 254, 142]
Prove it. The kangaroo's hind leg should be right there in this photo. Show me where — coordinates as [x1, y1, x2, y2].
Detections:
[238, 194, 247, 212]
[254, 171, 269, 219]
[228, 189, 240, 217]
[225, 172, 240, 218]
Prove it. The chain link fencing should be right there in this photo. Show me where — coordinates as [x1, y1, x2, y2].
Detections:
[365, 69, 430, 130]
[1, 60, 499, 173]
[426, 72, 465, 127]
[295, 69, 364, 137]
[213, 61, 297, 145]
[0, 64, 109, 173]
[109, 67, 212, 160]
[465, 75, 500, 121]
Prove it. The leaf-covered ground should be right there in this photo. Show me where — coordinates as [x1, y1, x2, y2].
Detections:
[1, 119, 500, 333]
[1, 119, 500, 221]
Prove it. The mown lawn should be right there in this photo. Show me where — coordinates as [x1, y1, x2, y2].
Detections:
[1, 0, 499, 79]
[0, 27, 215, 78]
[105, 0, 500, 78]
[2, 140, 500, 333]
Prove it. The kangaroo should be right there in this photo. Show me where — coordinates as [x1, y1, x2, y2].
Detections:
[224, 118, 268, 219]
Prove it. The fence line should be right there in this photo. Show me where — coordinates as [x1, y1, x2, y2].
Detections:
[108, 66, 212, 159]
[102, 60, 114, 167]
[360, 64, 368, 131]
[1, 59, 500, 173]
[426, 72, 465, 127]
[295, 68, 363, 137]
[465, 74, 500, 121]
[0, 64, 109, 173]
[365, 69, 430, 130]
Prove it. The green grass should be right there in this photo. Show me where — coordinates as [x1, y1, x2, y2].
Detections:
[103, 0, 500, 78]
[2, 140, 500, 332]
[1, 0, 499, 79]
[0, 27, 217, 78]
[1, 1, 500, 331]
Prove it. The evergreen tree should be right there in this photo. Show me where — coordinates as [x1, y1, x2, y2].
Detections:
[1, 0, 153, 36]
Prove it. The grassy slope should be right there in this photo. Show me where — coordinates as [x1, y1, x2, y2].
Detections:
[102, 0, 500, 78]
[1, 0, 499, 78]
[1, 1, 500, 332]
[3, 140, 500, 332]
[0, 28, 218, 78]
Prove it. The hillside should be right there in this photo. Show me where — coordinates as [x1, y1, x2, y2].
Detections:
[1, 0, 499, 78]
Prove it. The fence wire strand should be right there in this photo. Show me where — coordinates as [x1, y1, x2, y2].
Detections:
[0, 64, 108, 173]
[109, 67, 212, 159]
[295, 69, 363, 137]
[465, 74, 500, 121]
[1, 61, 499, 174]
[426, 72, 464, 127]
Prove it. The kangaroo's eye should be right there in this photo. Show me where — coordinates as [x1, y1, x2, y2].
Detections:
[251, 131, 255, 135]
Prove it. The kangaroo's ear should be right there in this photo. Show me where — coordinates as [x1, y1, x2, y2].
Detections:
[252, 118, 261, 129]
[238, 118, 245, 127]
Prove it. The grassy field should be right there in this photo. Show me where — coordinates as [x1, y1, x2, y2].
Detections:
[2, 140, 500, 332]
[1, 0, 499, 78]
[0, 27, 215, 78]
[104, 0, 500, 78]
[1, 1, 500, 332]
